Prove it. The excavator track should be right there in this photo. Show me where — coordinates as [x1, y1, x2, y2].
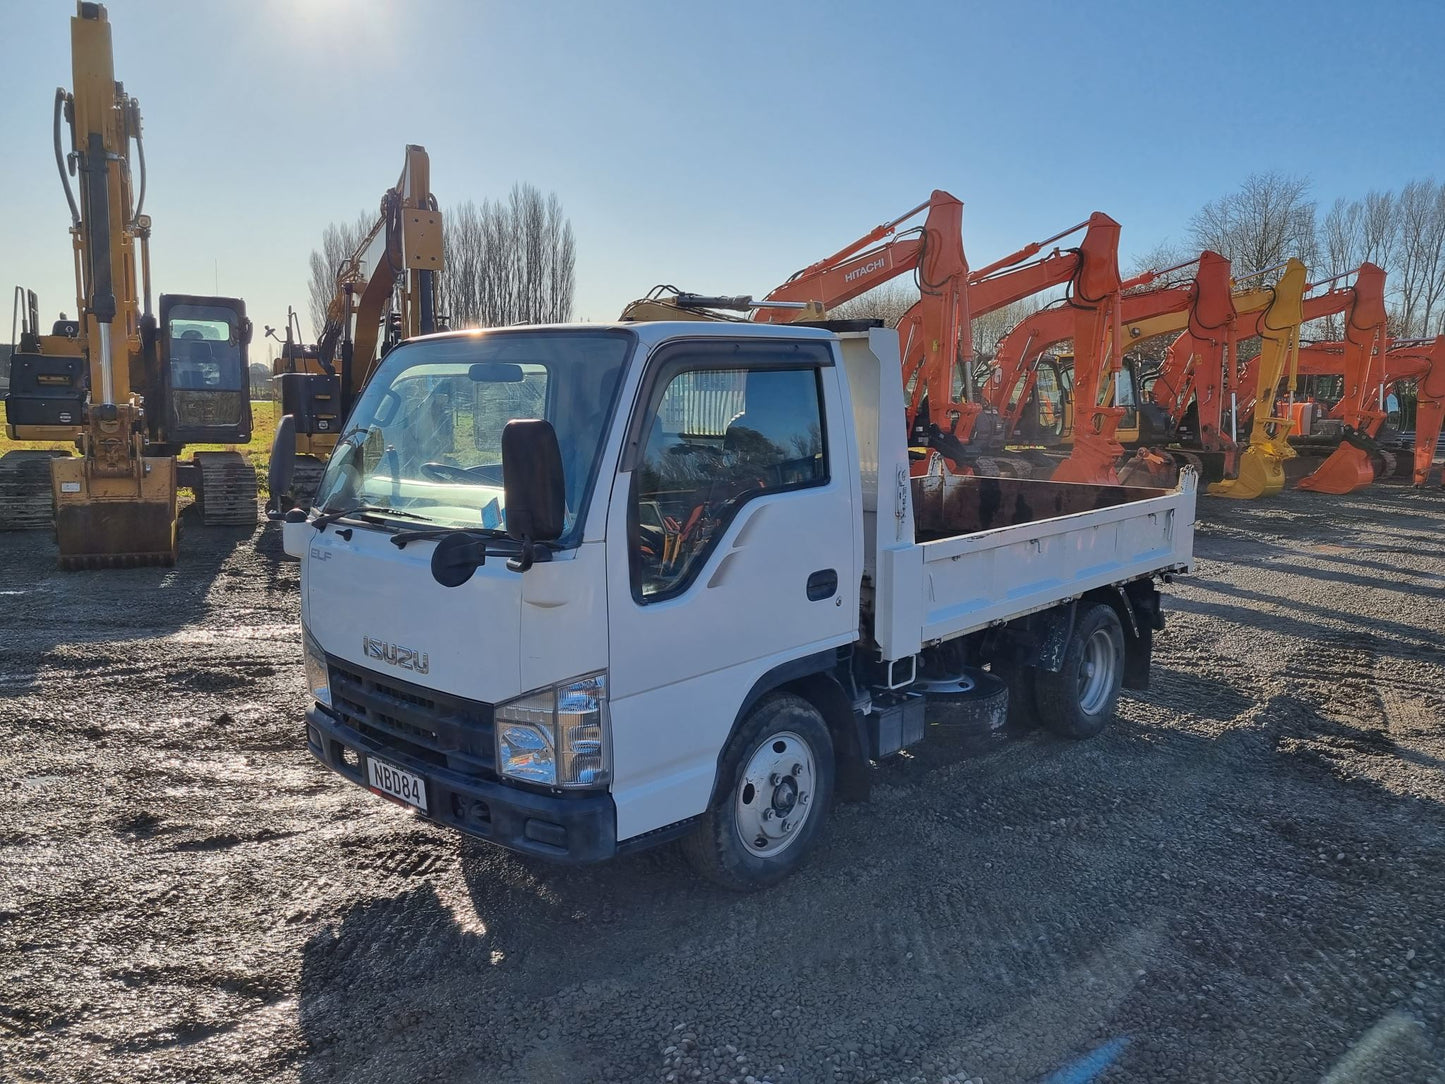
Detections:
[289, 455, 329, 509]
[60, 549, 176, 571]
[192, 451, 258, 526]
[0, 450, 69, 530]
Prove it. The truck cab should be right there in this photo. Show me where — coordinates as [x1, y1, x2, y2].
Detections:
[282, 321, 1194, 888]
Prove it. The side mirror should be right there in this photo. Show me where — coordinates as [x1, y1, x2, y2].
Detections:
[501, 418, 564, 572]
[268, 413, 297, 519]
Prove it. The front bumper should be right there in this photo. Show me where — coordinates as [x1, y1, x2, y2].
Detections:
[306, 704, 618, 863]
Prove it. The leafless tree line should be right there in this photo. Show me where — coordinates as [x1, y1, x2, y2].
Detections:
[1317, 180, 1445, 338]
[1141, 172, 1445, 341]
[441, 185, 575, 329]
[307, 212, 374, 337]
[304, 184, 575, 339]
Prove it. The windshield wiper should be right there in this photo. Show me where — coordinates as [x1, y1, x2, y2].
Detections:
[312, 505, 432, 531]
[390, 526, 508, 549]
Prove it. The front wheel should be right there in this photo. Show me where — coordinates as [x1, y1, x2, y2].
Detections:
[682, 694, 834, 890]
[1034, 603, 1126, 739]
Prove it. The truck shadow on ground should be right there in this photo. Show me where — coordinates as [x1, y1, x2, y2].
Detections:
[293, 699, 1445, 1084]
[0, 504, 256, 696]
[1170, 592, 1443, 663]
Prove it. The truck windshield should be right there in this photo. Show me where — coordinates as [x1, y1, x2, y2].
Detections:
[313, 329, 634, 541]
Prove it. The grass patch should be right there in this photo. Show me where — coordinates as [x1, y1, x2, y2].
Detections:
[2, 400, 279, 496]
[2, 399, 277, 469]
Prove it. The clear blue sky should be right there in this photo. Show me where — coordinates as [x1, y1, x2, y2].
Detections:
[1, 0, 1441, 348]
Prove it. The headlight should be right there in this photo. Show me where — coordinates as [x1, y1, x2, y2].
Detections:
[303, 627, 332, 709]
[495, 671, 610, 788]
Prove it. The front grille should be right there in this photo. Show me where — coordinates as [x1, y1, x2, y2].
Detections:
[327, 656, 496, 779]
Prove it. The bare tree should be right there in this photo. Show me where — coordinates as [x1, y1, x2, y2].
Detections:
[1395, 179, 1445, 336]
[1188, 171, 1317, 279]
[825, 282, 919, 327]
[306, 212, 373, 338]
[972, 296, 1052, 363]
[444, 184, 576, 328]
[1126, 240, 1192, 283]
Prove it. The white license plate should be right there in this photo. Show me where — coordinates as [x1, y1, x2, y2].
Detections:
[366, 756, 428, 813]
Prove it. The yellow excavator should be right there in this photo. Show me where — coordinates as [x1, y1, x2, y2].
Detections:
[270, 145, 442, 504]
[2, 3, 256, 567]
[1208, 259, 1309, 498]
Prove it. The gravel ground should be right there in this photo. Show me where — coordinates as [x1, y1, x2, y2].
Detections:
[4, 483, 1445, 1084]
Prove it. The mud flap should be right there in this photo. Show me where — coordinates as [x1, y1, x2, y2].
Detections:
[1296, 442, 1375, 494]
[1207, 445, 1287, 499]
[52, 455, 178, 569]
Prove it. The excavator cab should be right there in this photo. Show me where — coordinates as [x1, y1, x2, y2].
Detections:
[158, 294, 252, 445]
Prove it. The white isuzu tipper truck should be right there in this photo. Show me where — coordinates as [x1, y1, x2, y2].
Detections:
[274, 321, 1196, 888]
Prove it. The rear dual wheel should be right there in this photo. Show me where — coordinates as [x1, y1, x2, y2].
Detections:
[1034, 603, 1126, 739]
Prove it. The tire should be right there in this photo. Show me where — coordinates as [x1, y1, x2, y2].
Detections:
[925, 671, 1009, 750]
[682, 693, 835, 891]
[1034, 603, 1125, 739]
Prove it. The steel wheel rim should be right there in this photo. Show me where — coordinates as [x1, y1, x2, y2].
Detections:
[1077, 628, 1118, 715]
[734, 731, 816, 858]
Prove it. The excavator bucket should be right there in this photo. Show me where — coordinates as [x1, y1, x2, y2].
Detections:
[1207, 445, 1287, 499]
[1051, 454, 1119, 486]
[1116, 448, 1177, 488]
[52, 455, 179, 570]
[1296, 442, 1376, 494]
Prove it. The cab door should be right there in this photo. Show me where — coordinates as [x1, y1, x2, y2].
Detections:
[158, 294, 253, 445]
[603, 337, 859, 842]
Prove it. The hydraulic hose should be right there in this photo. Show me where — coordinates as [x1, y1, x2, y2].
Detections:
[132, 100, 146, 221]
[54, 89, 80, 228]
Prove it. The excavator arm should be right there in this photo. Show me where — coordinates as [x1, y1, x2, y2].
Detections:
[1208, 259, 1308, 499]
[1228, 263, 1390, 494]
[1297, 334, 1445, 486]
[316, 145, 443, 410]
[899, 212, 1121, 471]
[1394, 338, 1445, 487]
[280, 145, 444, 495]
[1293, 263, 1389, 492]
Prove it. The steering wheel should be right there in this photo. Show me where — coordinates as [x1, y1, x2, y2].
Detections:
[667, 443, 727, 465]
[421, 461, 481, 484]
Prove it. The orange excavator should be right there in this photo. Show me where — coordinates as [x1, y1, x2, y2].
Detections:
[986, 251, 1239, 482]
[943, 214, 1126, 482]
[1293, 264, 1389, 493]
[1226, 263, 1389, 495]
[753, 204, 1126, 476]
[749, 191, 973, 466]
[630, 196, 1125, 478]
[1295, 334, 1445, 487]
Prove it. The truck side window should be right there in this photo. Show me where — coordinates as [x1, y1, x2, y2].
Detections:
[632, 366, 826, 603]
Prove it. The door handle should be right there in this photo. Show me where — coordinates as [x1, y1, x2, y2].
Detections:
[806, 568, 838, 601]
